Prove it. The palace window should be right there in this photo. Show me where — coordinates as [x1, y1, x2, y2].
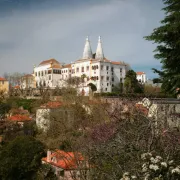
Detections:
[106, 66, 109, 70]
[111, 67, 114, 72]
[81, 67, 84, 72]
[120, 78, 122, 83]
[101, 76, 104, 80]
[92, 65, 98, 70]
[101, 65, 103, 70]
[107, 76, 109, 81]
[86, 66, 89, 71]
[112, 77, 114, 82]
[76, 67, 79, 72]
[107, 83, 109, 86]
[120, 68, 122, 72]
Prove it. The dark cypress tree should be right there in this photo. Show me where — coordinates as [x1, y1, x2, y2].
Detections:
[145, 0, 180, 94]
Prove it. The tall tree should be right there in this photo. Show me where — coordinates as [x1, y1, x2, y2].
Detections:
[124, 70, 144, 93]
[0, 136, 45, 180]
[145, 0, 180, 94]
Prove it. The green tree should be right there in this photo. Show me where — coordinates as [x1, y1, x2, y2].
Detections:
[124, 70, 144, 93]
[0, 102, 11, 119]
[36, 164, 57, 180]
[112, 83, 123, 93]
[0, 136, 45, 180]
[88, 83, 97, 92]
[145, 0, 180, 94]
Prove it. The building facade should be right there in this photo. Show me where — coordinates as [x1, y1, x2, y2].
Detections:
[21, 74, 36, 89]
[33, 36, 129, 94]
[42, 149, 89, 180]
[0, 77, 9, 94]
[136, 72, 146, 83]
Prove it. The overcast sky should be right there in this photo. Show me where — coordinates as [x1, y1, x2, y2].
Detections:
[0, 0, 165, 79]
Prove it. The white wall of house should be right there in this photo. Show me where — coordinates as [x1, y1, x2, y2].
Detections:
[137, 73, 146, 83]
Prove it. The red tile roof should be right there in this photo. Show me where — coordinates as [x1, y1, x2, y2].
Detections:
[0, 77, 7, 81]
[40, 101, 63, 108]
[136, 72, 145, 75]
[42, 150, 85, 170]
[8, 114, 32, 122]
[51, 64, 61, 69]
[39, 59, 60, 66]
[62, 64, 71, 69]
[13, 85, 20, 89]
[111, 61, 122, 65]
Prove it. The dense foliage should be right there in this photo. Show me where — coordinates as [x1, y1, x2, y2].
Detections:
[145, 0, 180, 94]
[0, 136, 45, 180]
[0, 102, 11, 119]
[124, 70, 144, 93]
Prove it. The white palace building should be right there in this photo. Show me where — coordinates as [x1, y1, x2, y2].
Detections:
[33, 36, 130, 95]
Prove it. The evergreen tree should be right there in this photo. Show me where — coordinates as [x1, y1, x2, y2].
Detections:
[0, 136, 45, 180]
[124, 70, 144, 93]
[145, 0, 180, 94]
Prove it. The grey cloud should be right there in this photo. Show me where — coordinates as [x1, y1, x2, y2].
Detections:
[0, 0, 164, 79]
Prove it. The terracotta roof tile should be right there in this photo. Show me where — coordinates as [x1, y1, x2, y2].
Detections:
[62, 64, 71, 69]
[0, 77, 7, 81]
[13, 85, 20, 89]
[111, 61, 122, 65]
[8, 114, 32, 121]
[39, 59, 60, 66]
[42, 150, 85, 170]
[136, 72, 145, 75]
[40, 101, 63, 108]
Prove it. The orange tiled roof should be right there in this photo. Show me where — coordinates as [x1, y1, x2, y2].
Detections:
[75, 57, 124, 65]
[62, 64, 71, 69]
[47, 64, 61, 69]
[111, 61, 122, 65]
[136, 72, 145, 75]
[8, 114, 32, 121]
[42, 150, 85, 170]
[40, 101, 63, 108]
[100, 58, 122, 65]
[39, 59, 60, 66]
[13, 85, 20, 89]
[0, 77, 7, 81]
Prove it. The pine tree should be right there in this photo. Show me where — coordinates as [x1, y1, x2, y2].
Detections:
[145, 0, 180, 94]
